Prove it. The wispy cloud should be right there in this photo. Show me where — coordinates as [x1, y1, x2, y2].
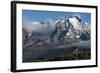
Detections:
[22, 18, 56, 33]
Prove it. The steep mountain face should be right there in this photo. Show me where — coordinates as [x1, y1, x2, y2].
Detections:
[23, 16, 90, 48]
[51, 18, 69, 45]
[51, 16, 90, 46]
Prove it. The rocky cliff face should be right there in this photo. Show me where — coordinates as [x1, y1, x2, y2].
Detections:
[51, 16, 90, 46]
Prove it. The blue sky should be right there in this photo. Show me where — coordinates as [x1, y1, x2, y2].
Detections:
[22, 10, 91, 24]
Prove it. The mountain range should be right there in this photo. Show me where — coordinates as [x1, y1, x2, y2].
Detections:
[23, 16, 90, 48]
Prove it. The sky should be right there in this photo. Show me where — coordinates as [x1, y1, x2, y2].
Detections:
[22, 10, 91, 24]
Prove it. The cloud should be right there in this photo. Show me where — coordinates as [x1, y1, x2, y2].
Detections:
[22, 18, 56, 33]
